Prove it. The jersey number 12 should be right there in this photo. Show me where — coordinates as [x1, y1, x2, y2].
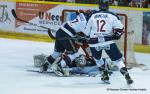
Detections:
[97, 20, 106, 32]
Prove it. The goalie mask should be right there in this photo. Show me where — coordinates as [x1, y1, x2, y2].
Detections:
[99, 0, 109, 11]
[74, 55, 86, 67]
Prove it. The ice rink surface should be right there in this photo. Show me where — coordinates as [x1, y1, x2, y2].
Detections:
[0, 38, 150, 94]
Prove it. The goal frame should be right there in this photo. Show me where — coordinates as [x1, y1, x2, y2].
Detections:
[61, 9, 128, 65]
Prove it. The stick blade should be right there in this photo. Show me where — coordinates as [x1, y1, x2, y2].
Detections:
[11, 9, 17, 19]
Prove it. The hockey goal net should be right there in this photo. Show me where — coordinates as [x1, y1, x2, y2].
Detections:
[61, 9, 147, 70]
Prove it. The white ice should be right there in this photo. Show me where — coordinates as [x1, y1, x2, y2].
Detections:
[0, 38, 150, 94]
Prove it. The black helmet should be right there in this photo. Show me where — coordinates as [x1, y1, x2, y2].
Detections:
[99, 0, 109, 11]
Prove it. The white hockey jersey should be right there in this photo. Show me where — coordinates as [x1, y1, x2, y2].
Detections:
[85, 11, 124, 37]
[60, 13, 87, 37]
[84, 11, 124, 46]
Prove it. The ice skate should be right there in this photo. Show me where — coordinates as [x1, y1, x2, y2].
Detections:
[125, 74, 134, 85]
[120, 67, 134, 85]
[51, 63, 64, 77]
[101, 70, 110, 84]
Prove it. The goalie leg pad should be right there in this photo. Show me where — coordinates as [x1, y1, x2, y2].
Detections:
[60, 60, 70, 76]
[50, 57, 64, 76]
[40, 55, 55, 72]
[33, 54, 47, 67]
[51, 56, 70, 77]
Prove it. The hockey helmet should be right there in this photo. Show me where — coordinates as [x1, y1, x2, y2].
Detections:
[74, 55, 86, 67]
[99, 0, 109, 11]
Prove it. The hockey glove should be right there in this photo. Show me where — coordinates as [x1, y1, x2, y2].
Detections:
[112, 29, 123, 40]
[74, 32, 88, 45]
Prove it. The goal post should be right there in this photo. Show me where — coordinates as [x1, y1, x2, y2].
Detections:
[61, 9, 148, 70]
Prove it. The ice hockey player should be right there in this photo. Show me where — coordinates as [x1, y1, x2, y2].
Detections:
[39, 9, 114, 77]
[84, 0, 134, 84]
[35, 53, 113, 76]
[40, 10, 94, 76]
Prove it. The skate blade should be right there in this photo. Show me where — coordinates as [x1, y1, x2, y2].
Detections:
[101, 80, 111, 84]
[127, 80, 134, 85]
[53, 71, 64, 77]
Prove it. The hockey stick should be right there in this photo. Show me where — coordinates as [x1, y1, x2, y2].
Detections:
[11, 9, 56, 39]
[27, 69, 53, 73]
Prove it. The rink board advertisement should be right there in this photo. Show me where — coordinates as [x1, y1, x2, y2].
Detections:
[15, 2, 93, 34]
[14, 2, 145, 44]
[15, 2, 61, 34]
[142, 12, 150, 45]
[0, 1, 15, 31]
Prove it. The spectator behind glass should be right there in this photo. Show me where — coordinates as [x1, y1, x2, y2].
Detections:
[75, 0, 99, 4]
[130, 0, 137, 7]
[52, 0, 66, 2]
[118, 0, 131, 6]
[148, 0, 150, 7]
[67, 0, 75, 3]
[136, 0, 142, 7]
[113, 0, 119, 6]
[142, 0, 149, 8]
